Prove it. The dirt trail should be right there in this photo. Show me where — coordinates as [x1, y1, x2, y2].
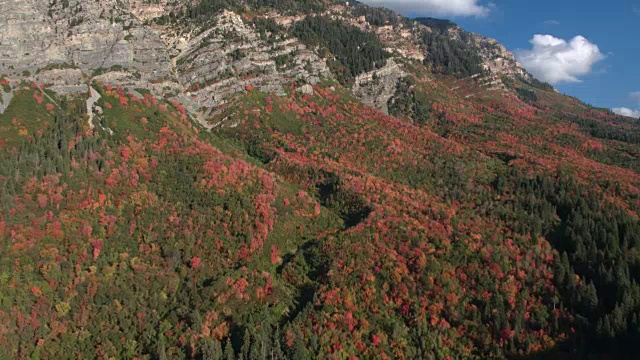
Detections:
[86, 86, 101, 129]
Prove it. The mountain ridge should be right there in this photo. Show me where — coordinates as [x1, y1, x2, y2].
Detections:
[1, 0, 542, 121]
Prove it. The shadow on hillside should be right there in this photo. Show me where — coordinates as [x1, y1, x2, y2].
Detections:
[511, 344, 578, 360]
[315, 171, 372, 229]
[512, 337, 640, 360]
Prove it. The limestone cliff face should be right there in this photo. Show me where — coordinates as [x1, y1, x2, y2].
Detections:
[0, 1, 333, 127]
[465, 33, 529, 80]
[0, 0, 174, 94]
[0, 0, 63, 71]
[352, 59, 406, 115]
[0, 0, 534, 124]
[169, 10, 332, 121]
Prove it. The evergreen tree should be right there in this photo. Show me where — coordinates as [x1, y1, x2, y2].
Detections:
[241, 331, 251, 360]
[583, 282, 599, 311]
[224, 340, 235, 360]
[157, 336, 169, 360]
[202, 338, 223, 360]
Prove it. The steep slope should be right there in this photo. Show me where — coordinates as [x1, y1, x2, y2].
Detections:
[1, 0, 534, 118]
[2, 1, 640, 360]
[415, 17, 530, 80]
[0, 81, 344, 358]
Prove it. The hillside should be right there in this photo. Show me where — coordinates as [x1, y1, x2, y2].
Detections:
[2, 1, 640, 359]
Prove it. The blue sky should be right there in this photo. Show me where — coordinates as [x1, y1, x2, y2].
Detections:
[360, 0, 640, 116]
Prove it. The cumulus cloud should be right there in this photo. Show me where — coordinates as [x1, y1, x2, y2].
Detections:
[612, 107, 640, 118]
[358, 0, 491, 17]
[612, 93, 640, 118]
[515, 34, 605, 84]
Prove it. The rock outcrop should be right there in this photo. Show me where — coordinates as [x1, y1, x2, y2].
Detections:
[0, 0, 535, 125]
[0, 2, 336, 125]
[1, 0, 172, 79]
[352, 59, 406, 115]
[467, 34, 529, 80]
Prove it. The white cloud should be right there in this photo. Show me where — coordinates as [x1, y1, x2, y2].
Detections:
[612, 107, 640, 118]
[612, 93, 640, 118]
[544, 20, 560, 25]
[358, 0, 491, 17]
[515, 34, 605, 84]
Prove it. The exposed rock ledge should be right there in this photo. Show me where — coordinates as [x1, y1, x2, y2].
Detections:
[352, 59, 407, 115]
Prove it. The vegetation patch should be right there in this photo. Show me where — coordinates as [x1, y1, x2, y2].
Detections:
[293, 16, 389, 85]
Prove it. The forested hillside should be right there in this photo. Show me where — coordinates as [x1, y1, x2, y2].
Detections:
[1, 1, 640, 359]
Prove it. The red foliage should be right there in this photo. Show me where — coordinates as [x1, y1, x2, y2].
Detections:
[372, 334, 381, 346]
[270, 245, 280, 265]
[191, 257, 202, 269]
[80, 222, 92, 239]
[30, 287, 42, 297]
[32, 91, 44, 104]
[36, 193, 48, 209]
[92, 240, 104, 260]
[121, 147, 132, 160]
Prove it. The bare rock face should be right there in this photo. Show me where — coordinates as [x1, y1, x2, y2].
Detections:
[0, 0, 535, 126]
[0, 85, 14, 114]
[297, 84, 314, 95]
[0, 0, 64, 71]
[0, 2, 336, 127]
[0, 0, 174, 85]
[352, 59, 406, 115]
[34, 67, 86, 94]
[171, 10, 333, 121]
[128, 0, 179, 22]
[468, 34, 529, 79]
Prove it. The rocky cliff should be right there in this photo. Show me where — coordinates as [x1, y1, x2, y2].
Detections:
[0, 0, 533, 122]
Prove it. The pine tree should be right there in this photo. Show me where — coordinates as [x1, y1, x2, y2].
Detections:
[271, 326, 285, 359]
[224, 340, 235, 360]
[583, 282, 599, 311]
[202, 338, 223, 360]
[598, 315, 614, 338]
[291, 329, 308, 360]
[192, 311, 204, 333]
[157, 336, 169, 360]
[241, 331, 252, 360]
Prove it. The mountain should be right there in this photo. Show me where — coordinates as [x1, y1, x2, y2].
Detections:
[2, 1, 640, 359]
[1, 0, 535, 119]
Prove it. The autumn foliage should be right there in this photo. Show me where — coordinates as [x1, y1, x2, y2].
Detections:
[1, 72, 639, 360]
